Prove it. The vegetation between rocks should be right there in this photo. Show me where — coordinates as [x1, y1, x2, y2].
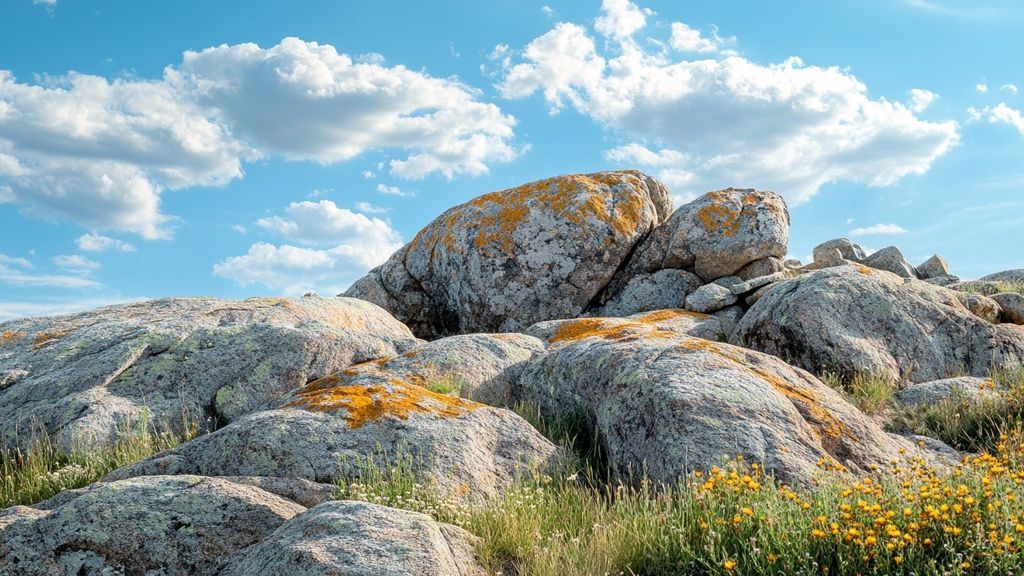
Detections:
[1, 415, 196, 508]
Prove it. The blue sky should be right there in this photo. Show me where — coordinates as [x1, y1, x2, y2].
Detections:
[0, 0, 1022, 320]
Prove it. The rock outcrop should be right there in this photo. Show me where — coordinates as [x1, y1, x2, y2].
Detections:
[981, 269, 1024, 283]
[732, 266, 1024, 382]
[515, 314, 922, 486]
[895, 377, 1000, 407]
[345, 171, 672, 338]
[108, 368, 562, 501]
[0, 296, 419, 448]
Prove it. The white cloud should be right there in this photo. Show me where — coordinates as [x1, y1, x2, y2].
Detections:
[669, 22, 733, 54]
[0, 185, 13, 203]
[848, 223, 909, 237]
[1001, 83, 1019, 95]
[215, 200, 403, 294]
[987, 102, 1024, 134]
[0, 253, 99, 289]
[977, 83, 989, 93]
[496, 2, 958, 204]
[0, 38, 519, 238]
[376, 183, 412, 197]
[541, 5, 554, 16]
[908, 88, 936, 113]
[361, 170, 375, 179]
[52, 254, 100, 270]
[354, 201, 390, 214]
[75, 232, 136, 252]
[231, 224, 247, 234]
[32, 0, 57, 5]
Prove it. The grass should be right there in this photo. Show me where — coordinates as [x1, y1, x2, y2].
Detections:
[822, 371, 898, 415]
[1, 415, 196, 508]
[953, 280, 1024, 297]
[337, 429, 1024, 576]
[424, 373, 469, 396]
[890, 368, 1024, 453]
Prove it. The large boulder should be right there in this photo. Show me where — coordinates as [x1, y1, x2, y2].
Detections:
[863, 246, 917, 278]
[981, 269, 1024, 283]
[525, 308, 725, 346]
[222, 501, 484, 576]
[344, 170, 672, 338]
[0, 475, 306, 575]
[108, 371, 562, 501]
[732, 266, 1024, 382]
[590, 269, 701, 317]
[515, 317, 922, 486]
[0, 296, 418, 448]
[604, 188, 789, 289]
[813, 238, 867, 264]
[894, 377, 1000, 407]
[992, 292, 1024, 325]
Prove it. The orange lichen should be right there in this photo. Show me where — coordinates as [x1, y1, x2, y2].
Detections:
[285, 378, 479, 428]
[1, 331, 23, 346]
[549, 317, 679, 344]
[696, 199, 741, 238]
[854, 265, 874, 276]
[678, 338, 849, 441]
[632, 309, 710, 322]
[32, 330, 70, 349]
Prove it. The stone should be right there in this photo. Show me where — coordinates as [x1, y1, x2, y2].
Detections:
[732, 267, 1024, 383]
[981, 269, 1024, 283]
[894, 377, 1000, 407]
[863, 246, 917, 278]
[344, 171, 672, 338]
[813, 238, 867, 263]
[684, 282, 738, 313]
[813, 247, 847, 269]
[923, 274, 960, 287]
[959, 294, 1002, 323]
[916, 254, 950, 279]
[711, 306, 746, 341]
[107, 375, 562, 502]
[221, 501, 484, 576]
[605, 188, 790, 287]
[526, 308, 724, 345]
[0, 476, 306, 576]
[590, 268, 701, 317]
[0, 296, 419, 449]
[515, 319, 924, 486]
[991, 292, 1024, 325]
[948, 280, 1013, 295]
[736, 256, 785, 281]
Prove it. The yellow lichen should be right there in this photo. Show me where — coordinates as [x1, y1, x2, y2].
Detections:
[285, 376, 479, 428]
[632, 309, 711, 322]
[854, 265, 874, 276]
[549, 317, 677, 344]
[677, 338, 849, 441]
[32, 330, 70, 349]
[695, 196, 742, 238]
[1, 331, 23, 346]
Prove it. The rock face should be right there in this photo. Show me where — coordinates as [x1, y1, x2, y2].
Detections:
[981, 269, 1024, 283]
[0, 475, 306, 575]
[0, 296, 419, 448]
[916, 254, 950, 279]
[222, 501, 484, 576]
[607, 188, 789, 287]
[591, 269, 701, 317]
[863, 246, 918, 279]
[895, 377, 1000, 407]
[345, 170, 672, 338]
[992, 292, 1024, 325]
[733, 266, 1024, 382]
[958, 293, 1002, 323]
[516, 316, 921, 486]
[108, 370, 562, 501]
[813, 238, 867, 264]
[525, 309, 725, 346]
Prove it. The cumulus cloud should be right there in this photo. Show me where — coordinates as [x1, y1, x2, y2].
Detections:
[354, 201, 390, 214]
[987, 103, 1024, 134]
[908, 88, 936, 113]
[497, 1, 958, 204]
[52, 254, 100, 270]
[215, 199, 403, 294]
[669, 22, 733, 54]
[0, 185, 13, 203]
[848, 223, 909, 237]
[75, 232, 137, 252]
[977, 83, 989, 93]
[376, 183, 412, 197]
[1001, 83, 1019, 96]
[0, 38, 519, 238]
[0, 253, 99, 289]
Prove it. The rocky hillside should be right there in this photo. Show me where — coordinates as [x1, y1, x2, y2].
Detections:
[2, 170, 1024, 574]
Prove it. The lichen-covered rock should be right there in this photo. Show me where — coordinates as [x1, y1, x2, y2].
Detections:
[894, 377, 1000, 407]
[916, 254, 950, 279]
[0, 296, 419, 449]
[108, 374, 561, 501]
[924, 274, 960, 287]
[991, 292, 1024, 325]
[958, 293, 1002, 323]
[732, 266, 1024, 382]
[525, 309, 724, 345]
[516, 321, 922, 486]
[221, 501, 484, 576]
[591, 269, 701, 317]
[0, 475, 306, 576]
[684, 282, 738, 313]
[812, 247, 847, 269]
[736, 256, 784, 280]
[344, 171, 672, 338]
[606, 188, 790, 286]
[981, 269, 1024, 283]
[863, 246, 917, 278]
[813, 238, 867, 264]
